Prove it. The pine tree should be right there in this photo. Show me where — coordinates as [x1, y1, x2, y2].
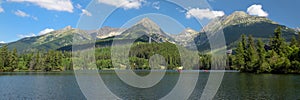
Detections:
[257, 39, 266, 61]
[234, 39, 246, 71]
[1, 45, 9, 71]
[241, 34, 247, 53]
[298, 32, 300, 47]
[9, 48, 18, 71]
[270, 26, 286, 56]
[257, 39, 270, 73]
[0, 46, 3, 71]
[241, 34, 247, 65]
[245, 35, 258, 72]
[290, 36, 297, 47]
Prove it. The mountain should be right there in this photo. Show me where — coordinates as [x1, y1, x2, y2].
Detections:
[58, 18, 176, 51]
[5, 13, 298, 52]
[6, 25, 126, 52]
[96, 26, 125, 39]
[295, 27, 300, 33]
[119, 17, 173, 43]
[0, 43, 4, 47]
[172, 28, 199, 47]
[192, 11, 297, 50]
[7, 26, 78, 52]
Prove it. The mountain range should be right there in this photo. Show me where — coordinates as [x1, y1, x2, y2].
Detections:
[193, 11, 296, 50]
[3, 11, 298, 52]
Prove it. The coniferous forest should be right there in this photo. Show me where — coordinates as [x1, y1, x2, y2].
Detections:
[231, 27, 300, 73]
[0, 26, 300, 74]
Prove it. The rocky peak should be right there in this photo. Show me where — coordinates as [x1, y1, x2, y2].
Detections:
[135, 17, 161, 31]
[229, 11, 249, 18]
[97, 26, 125, 39]
[181, 28, 198, 36]
[63, 25, 73, 30]
[295, 27, 300, 33]
[223, 11, 276, 27]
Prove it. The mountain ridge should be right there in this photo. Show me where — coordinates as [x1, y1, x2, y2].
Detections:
[4, 12, 298, 52]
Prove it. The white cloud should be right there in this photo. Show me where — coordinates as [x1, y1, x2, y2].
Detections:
[32, 16, 38, 20]
[39, 28, 54, 35]
[76, 4, 82, 9]
[14, 10, 38, 20]
[8, 0, 74, 13]
[14, 10, 30, 17]
[81, 9, 92, 16]
[0, 0, 4, 13]
[76, 3, 92, 16]
[0, 41, 5, 43]
[247, 4, 268, 17]
[18, 33, 36, 38]
[0, 7, 4, 13]
[176, 8, 185, 13]
[17, 28, 55, 38]
[186, 8, 224, 19]
[152, 1, 160, 10]
[98, 0, 145, 10]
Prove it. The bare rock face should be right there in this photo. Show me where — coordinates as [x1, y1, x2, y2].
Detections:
[96, 26, 125, 39]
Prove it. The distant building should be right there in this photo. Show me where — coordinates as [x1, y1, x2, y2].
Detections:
[226, 49, 233, 55]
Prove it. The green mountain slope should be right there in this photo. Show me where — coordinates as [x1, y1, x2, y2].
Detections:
[7, 26, 76, 52]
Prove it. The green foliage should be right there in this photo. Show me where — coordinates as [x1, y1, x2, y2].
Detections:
[290, 36, 297, 47]
[245, 35, 259, 72]
[231, 26, 300, 74]
[0, 45, 72, 72]
[270, 26, 287, 56]
[233, 40, 245, 70]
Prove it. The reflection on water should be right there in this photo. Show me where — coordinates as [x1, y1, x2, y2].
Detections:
[0, 72, 299, 99]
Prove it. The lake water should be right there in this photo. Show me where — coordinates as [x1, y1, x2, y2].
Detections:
[0, 71, 299, 99]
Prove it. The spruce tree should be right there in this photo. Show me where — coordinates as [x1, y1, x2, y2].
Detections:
[257, 39, 266, 61]
[298, 32, 300, 47]
[9, 48, 18, 71]
[290, 36, 297, 47]
[245, 35, 258, 72]
[234, 39, 245, 71]
[1, 45, 9, 71]
[0, 46, 3, 71]
[257, 39, 270, 73]
[270, 26, 286, 56]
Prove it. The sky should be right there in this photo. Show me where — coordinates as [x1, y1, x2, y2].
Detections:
[0, 0, 299, 43]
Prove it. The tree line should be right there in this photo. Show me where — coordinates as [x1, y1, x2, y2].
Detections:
[230, 26, 300, 73]
[95, 42, 204, 70]
[0, 45, 72, 72]
[0, 42, 209, 72]
[1, 26, 299, 74]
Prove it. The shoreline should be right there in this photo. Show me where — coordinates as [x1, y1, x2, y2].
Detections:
[1, 70, 300, 74]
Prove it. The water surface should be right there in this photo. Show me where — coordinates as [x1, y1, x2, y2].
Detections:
[0, 72, 299, 99]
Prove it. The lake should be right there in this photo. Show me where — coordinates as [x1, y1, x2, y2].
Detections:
[0, 71, 299, 99]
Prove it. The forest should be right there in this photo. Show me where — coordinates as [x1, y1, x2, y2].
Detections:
[0, 26, 300, 74]
[0, 46, 73, 72]
[230, 26, 300, 73]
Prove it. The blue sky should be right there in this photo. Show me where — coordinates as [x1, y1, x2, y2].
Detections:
[0, 0, 299, 43]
